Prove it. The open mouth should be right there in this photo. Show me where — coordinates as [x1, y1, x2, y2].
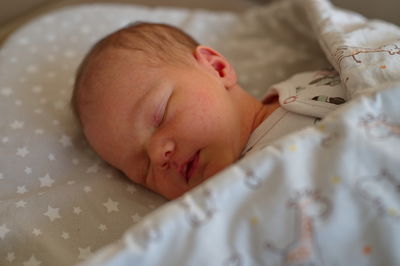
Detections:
[181, 150, 200, 183]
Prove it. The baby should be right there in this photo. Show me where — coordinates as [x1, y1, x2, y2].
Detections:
[71, 22, 344, 200]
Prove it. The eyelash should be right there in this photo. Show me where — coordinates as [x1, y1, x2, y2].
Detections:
[155, 95, 171, 127]
[154, 103, 167, 127]
[157, 107, 167, 127]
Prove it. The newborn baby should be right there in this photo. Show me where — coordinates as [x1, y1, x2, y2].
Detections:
[71, 22, 344, 199]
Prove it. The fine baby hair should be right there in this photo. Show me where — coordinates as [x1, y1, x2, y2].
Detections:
[71, 22, 199, 125]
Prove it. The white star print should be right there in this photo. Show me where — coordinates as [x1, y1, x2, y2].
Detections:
[80, 25, 92, 34]
[0, 224, 10, 239]
[32, 85, 43, 94]
[103, 198, 119, 213]
[46, 71, 55, 77]
[16, 200, 27, 208]
[27, 64, 38, 73]
[83, 186, 92, 193]
[61, 232, 70, 239]
[10, 57, 18, 63]
[72, 158, 80, 165]
[43, 16, 55, 24]
[10, 120, 24, 129]
[16, 147, 30, 157]
[23, 255, 42, 266]
[6, 252, 15, 263]
[78, 246, 92, 260]
[35, 128, 44, 134]
[46, 34, 56, 42]
[17, 37, 29, 45]
[32, 228, 42, 236]
[86, 164, 99, 174]
[98, 224, 107, 231]
[39, 174, 54, 187]
[34, 108, 43, 114]
[48, 153, 55, 161]
[17, 186, 28, 194]
[0, 172, 4, 179]
[1, 136, 9, 143]
[67, 180, 76, 185]
[15, 99, 22, 106]
[53, 100, 65, 110]
[44, 206, 61, 222]
[52, 120, 60, 126]
[46, 55, 56, 64]
[64, 49, 76, 58]
[127, 185, 137, 194]
[25, 167, 32, 175]
[73, 206, 82, 215]
[1, 87, 13, 96]
[59, 134, 72, 147]
[131, 213, 142, 223]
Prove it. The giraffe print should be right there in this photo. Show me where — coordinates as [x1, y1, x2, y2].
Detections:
[359, 113, 400, 139]
[265, 190, 330, 266]
[334, 42, 400, 69]
[356, 170, 400, 221]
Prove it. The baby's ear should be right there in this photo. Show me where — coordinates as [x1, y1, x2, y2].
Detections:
[193, 46, 237, 89]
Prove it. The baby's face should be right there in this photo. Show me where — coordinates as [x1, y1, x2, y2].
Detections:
[80, 49, 245, 199]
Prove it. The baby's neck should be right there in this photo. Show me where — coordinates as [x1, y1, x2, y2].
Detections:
[232, 86, 280, 156]
[251, 95, 280, 132]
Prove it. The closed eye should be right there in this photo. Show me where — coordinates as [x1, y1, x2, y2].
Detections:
[157, 104, 167, 127]
[154, 92, 172, 127]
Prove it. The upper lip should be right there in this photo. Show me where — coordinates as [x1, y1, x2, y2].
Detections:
[179, 151, 199, 182]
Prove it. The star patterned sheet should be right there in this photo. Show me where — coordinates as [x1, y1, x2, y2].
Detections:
[76, 0, 400, 265]
[0, 1, 331, 265]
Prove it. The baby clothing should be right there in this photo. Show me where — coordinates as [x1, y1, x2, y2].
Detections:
[241, 69, 347, 157]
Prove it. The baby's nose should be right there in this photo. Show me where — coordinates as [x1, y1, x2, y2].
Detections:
[154, 140, 175, 169]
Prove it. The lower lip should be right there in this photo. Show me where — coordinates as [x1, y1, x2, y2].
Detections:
[186, 150, 200, 183]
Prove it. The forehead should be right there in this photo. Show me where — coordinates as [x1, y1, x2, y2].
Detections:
[83, 48, 152, 98]
[79, 49, 160, 163]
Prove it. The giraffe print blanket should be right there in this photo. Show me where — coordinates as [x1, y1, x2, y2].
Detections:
[78, 0, 400, 265]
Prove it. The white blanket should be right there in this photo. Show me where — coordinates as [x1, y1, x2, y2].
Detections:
[80, 0, 400, 265]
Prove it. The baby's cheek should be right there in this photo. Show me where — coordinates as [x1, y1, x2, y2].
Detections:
[193, 106, 221, 134]
[179, 90, 228, 136]
[181, 95, 211, 123]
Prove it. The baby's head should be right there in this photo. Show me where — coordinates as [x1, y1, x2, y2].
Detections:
[71, 22, 267, 199]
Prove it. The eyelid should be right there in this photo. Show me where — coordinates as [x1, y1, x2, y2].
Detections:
[155, 101, 167, 126]
[154, 92, 172, 126]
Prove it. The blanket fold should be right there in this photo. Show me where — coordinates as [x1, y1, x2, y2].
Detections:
[303, 0, 400, 99]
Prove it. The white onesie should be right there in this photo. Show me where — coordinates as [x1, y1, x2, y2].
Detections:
[241, 69, 347, 157]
